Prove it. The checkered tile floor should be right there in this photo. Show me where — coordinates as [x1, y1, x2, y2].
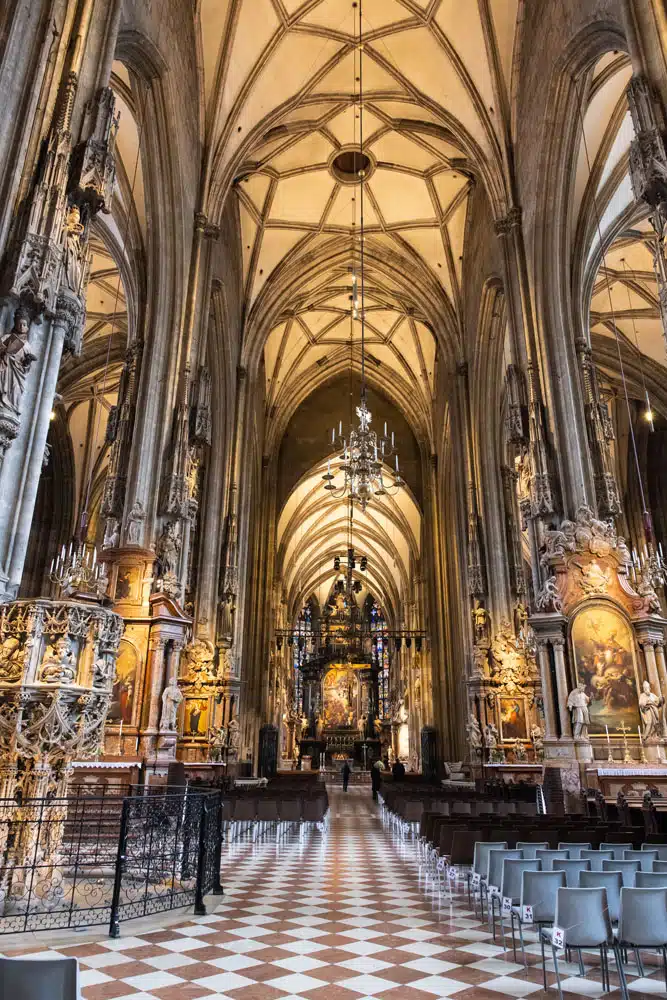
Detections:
[6, 787, 667, 998]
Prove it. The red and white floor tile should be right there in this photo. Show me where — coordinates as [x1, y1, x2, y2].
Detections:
[4, 787, 666, 999]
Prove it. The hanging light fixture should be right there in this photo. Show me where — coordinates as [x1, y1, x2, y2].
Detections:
[322, 0, 402, 512]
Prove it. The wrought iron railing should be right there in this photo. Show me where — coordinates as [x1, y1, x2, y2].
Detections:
[0, 789, 223, 937]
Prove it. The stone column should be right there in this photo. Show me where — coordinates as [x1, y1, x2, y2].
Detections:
[536, 639, 558, 739]
[551, 637, 573, 739]
[655, 641, 667, 703]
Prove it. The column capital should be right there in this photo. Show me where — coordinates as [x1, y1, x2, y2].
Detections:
[493, 206, 522, 237]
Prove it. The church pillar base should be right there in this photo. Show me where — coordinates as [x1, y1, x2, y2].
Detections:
[645, 739, 666, 763]
[574, 739, 594, 763]
[543, 737, 576, 763]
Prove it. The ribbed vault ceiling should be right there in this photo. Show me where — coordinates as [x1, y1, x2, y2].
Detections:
[197, 0, 521, 432]
[580, 53, 667, 373]
[276, 456, 421, 624]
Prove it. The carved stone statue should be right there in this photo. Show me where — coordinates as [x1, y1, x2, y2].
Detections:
[92, 650, 113, 686]
[639, 680, 665, 742]
[126, 501, 146, 546]
[567, 682, 591, 739]
[472, 604, 490, 644]
[40, 636, 77, 685]
[160, 675, 183, 731]
[103, 517, 120, 550]
[530, 724, 544, 759]
[156, 521, 180, 577]
[465, 715, 482, 751]
[62, 205, 86, 295]
[0, 635, 24, 682]
[227, 717, 240, 758]
[483, 722, 499, 749]
[513, 738, 527, 761]
[535, 575, 563, 612]
[0, 307, 36, 416]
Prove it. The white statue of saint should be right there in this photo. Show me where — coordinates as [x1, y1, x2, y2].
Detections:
[567, 682, 591, 739]
[160, 675, 183, 731]
[639, 680, 665, 742]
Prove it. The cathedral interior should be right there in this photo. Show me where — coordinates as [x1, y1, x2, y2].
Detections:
[6, 0, 667, 985]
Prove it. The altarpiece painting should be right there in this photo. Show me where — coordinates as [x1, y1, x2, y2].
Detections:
[570, 604, 640, 735]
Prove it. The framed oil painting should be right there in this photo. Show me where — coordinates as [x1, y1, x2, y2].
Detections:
[184, 697, 209, 737]
[570, 604, 640, 735]
[499, 696, 528, 741]
[108, 640, 138, 724]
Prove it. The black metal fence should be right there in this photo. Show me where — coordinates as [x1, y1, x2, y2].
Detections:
[0, 789, 223, 937]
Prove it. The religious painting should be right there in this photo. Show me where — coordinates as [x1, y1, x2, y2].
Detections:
[108, 640, 138, 724]
[499, 696, 528, 741]
[184, 697, 209, 737]
[571, 604, 640, 735]
[323, 667, 357, 729]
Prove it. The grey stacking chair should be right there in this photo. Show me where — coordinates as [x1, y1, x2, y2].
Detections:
[624, 848, 658, 871]
[0, 957, 80, 1000]
[602, 859, 640, 886]
[540, 887, 623, 999]
[581, 849, 614, 871]
[535, 848, 570, 871]
[655, 860, 667, 873]
[469, 841, 507, 916]
[510, 869, 565, 982]
[516, 840, 548, 859]
[557, 842, 591, 859]
[642, 843, 667, 861]
[637, 871, 667, 888]
[491, 858, 540, 947]
[553, 858, 591, 887]
[485, 848, 522, 925]
[600, 841, 633, 860]
[616, 887, 667, 997]
[580, 869, 623, 923]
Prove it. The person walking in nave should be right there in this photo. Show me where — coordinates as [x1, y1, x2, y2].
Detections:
[342, 761, 351, 791]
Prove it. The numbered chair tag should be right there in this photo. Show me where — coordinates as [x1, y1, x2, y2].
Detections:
[552, 926, 565, 950]
[471, 873, 481, 887]
[448, 866, 457, 881]
[501, 896, 512, 916]
[522, 904, 533, 924]
[488, 884, 499, 898]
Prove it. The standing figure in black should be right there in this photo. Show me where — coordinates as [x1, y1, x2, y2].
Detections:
[342, 761, 351, 792]
[392, 757, 406, 781]
[371, 758, 383, 801]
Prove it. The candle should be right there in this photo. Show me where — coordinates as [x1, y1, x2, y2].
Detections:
[605, 725, 611, 747]
[638, 725, 643, 745]
[384, 421, 387, 437]
[331, 427, 335, 444]
[118, 720, 123, 746]
[395, 454, 399, 473]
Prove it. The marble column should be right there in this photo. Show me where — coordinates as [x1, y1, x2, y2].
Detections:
[551, 638, 573, 738]
[537, 640, 558, 739]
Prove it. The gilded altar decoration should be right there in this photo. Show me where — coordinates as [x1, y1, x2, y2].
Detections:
[489, 619, 536, 694]
[182, 638, 215, 691]
[571, 605, 640, 735]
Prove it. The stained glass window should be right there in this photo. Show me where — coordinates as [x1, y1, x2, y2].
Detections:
[292, 602, 312, 714]
[370, 602, 390, 720]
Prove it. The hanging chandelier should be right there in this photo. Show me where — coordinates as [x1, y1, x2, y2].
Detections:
[322, 0, 402, 512]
